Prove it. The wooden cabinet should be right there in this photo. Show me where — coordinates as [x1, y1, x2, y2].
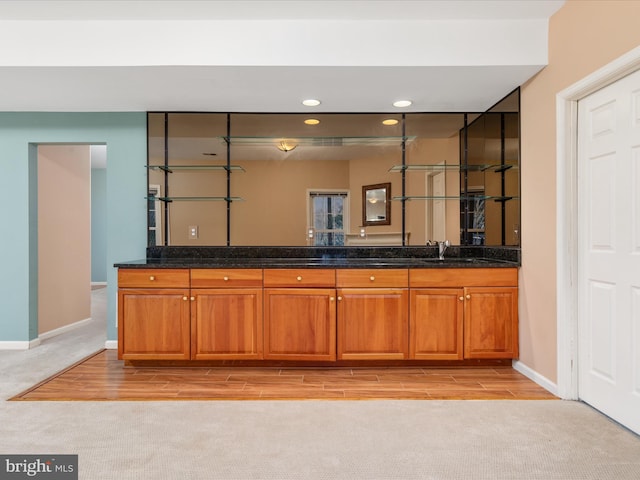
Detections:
[409, 268, 518, 360]
[118, 265, 518, 364]
[336, 269, 409, 360]
[190, 269, 263, 360]
[410, 288, 463, 360]
[118, 269, 191, 360]
[463, 286, 518, 359]
[263, 269, 336, 361]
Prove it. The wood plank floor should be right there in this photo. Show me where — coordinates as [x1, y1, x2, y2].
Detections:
[11, 350, 557, 401]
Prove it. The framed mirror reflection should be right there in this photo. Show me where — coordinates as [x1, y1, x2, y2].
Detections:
[362, 183, 391, 226]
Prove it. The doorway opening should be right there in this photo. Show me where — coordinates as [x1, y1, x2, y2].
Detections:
[36, 144, 107, 341]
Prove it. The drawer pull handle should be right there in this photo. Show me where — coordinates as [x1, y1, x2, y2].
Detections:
[297, 276, 302, 281]
[370, 276, 375, 281]
[459, 296, 464, 301]
[223, 276, 229, 281]
[466, 294, 471, 300]
[149, 276, 155, 281]
[182, 296, 188, 301]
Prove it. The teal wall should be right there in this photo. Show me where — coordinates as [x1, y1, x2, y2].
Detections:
[0, 113, 147, 343]
[91, 168, 108, 283]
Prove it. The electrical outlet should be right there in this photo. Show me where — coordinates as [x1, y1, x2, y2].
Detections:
[188, 225, 198, 239]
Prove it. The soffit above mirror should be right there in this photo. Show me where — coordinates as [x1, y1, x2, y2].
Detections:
[0, 2, 563, 112]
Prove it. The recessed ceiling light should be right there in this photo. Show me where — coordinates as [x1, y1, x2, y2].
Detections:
[304, 118, 320, 125]
[302, 99, 321, 107]
[382, 119, 399, 126]
[393, 100, 412, 108]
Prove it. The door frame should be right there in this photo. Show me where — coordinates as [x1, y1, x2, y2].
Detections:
[556, 45, 640, 399]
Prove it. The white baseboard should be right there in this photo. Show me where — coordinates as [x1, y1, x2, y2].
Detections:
[91, 281, 107, 286]
[104, 340, 118, 350]
[512, 360, 559, 397]
[39, 317, 92, 342]
[0, 338, 41, 350]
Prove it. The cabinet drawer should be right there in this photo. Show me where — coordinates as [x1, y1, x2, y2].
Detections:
[118, 269, 190, 288]
[336, 269, 408, 288]
[409, 268, 518, 288]
[263, 269, 335, 287]
[191, 269, 263, 288]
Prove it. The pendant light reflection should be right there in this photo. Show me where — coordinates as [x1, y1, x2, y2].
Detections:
[276, 140, 297, 152]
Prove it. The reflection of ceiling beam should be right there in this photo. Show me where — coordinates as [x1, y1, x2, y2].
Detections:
[226, 136, 416, 147]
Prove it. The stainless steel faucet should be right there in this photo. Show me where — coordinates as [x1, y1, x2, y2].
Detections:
[438, 240, 450, 260]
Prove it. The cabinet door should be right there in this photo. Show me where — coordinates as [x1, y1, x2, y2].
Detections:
[410, 288, 464, 360]
[191, 288, 263, 360]
[463, 286, 518, 359]
[337, 288, 409, 360]
[264, 288, 336, 361]
[118, 288, 191, 360]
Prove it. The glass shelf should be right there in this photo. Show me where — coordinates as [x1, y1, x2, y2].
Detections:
[146, 196, 244, 202]
[223, 136, 416, 147]
[147, 165, 245, 172]
[390, 164, 517, 173]
[394, 195, 519, 202]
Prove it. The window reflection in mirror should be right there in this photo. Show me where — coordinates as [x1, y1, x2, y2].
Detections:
[308, 191, 348, 246]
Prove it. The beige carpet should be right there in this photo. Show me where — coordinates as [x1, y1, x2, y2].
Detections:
[1, 399, 640, 479]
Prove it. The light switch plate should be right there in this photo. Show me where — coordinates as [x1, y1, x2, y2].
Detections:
[188, 225, 198, 239]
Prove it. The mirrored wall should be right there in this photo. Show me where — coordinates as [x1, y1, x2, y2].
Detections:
[147, 89, 519, 247]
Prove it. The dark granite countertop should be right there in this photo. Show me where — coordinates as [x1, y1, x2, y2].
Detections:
[115, 246, 520, 269]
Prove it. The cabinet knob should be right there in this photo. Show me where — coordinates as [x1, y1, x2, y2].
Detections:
[466, 294, 471, 300]
[296, 276, 302, 281]
[338, 296, 343, 301]
[190, 297, 195, 301]
[330, 297, 335, 301]
[459, 296, 464, 301]
[223, 276, 229, 281]
[369, 276, 375, 281]
[182, 296, 188, 301]
[149, 276, 155, 281]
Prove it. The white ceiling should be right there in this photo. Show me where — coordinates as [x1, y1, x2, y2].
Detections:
[0, 1, 564, 20]
[0, 0, 565, 113]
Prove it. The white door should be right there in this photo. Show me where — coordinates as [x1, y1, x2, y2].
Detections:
[577, 68, 640, 434]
